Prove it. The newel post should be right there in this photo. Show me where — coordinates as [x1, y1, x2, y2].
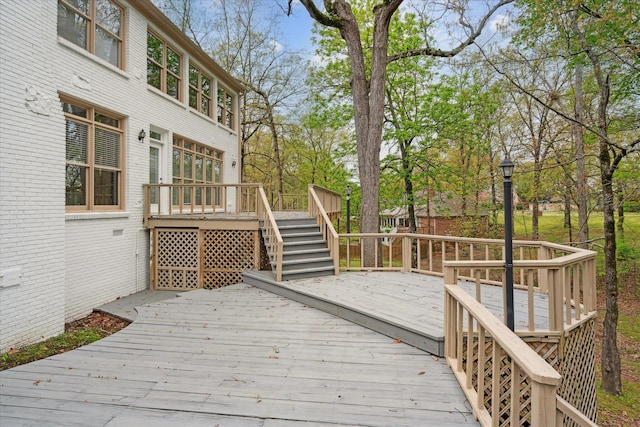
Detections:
[531, 382, 559, 426]
[402, 236, 412, 272]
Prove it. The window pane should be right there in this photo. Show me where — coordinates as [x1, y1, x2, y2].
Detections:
[167, 74, 179, 99]
[189, 65, 198, 87]
[94, 112, 119, 128]
[66, 165, 87, 206]
[195, 156, 203, 181]
[215, 160, 221, 183]
[172, 149, 181, 178]
[96, 0, 121, 36]
[202, 76, 211, 97]
[94, 169, 118, 205]
[65, 0, 90, 15]
[189, 87, 197, 109]
[167, 48, 180, 74]
[206, 158, 213, 182]
[202, 97, 210, 116]
[95, 27, 119, 66]
[65, 120, 88, 163]
[149, 146, 160, 204]
[57, 3, 87, 49]
[147, 32, 163, 64]
[150, 131, 162, 140]
[183, 152, 193, 179]
[62, 102, 87, 118]
[147, 61, 161, 89]
[95, 128, 120, 168]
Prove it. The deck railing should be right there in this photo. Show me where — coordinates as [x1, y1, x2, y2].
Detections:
[308, 185, 340, 275]
[257, 187, 283, 281]
[143, 183, 260, 227]
[339, 233, 597, 334]
[338, 232, 597, 426]
[445, 284, 562, 426]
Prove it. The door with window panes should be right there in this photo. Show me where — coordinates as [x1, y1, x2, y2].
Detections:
[149, 131, 164, 211]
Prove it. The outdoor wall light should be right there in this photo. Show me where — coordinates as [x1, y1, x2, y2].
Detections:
[138, 129, 146, 142]
[231, 160, 237, 168]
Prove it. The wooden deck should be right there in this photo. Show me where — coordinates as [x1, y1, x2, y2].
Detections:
[0, 281, 479, 426]
[245, 271, 551, 357]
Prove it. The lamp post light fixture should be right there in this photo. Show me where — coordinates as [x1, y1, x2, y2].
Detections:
[346, 184, 352, 234]
[499, 157, 515, 331]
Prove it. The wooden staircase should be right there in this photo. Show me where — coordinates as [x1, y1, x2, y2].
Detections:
[261, 216, 335, 281]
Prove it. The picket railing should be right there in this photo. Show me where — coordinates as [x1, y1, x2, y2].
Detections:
[257, 186, 283, 281]
[308, 185, 340, 275]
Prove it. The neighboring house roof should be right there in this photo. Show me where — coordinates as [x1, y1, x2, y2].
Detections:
[138, 0, 244, 94]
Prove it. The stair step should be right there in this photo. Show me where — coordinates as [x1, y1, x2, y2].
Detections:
[275, 218, 317, 226]
[282, 248, 330, 260]
[281, 265, 336, 280]
[281, 257, 334, 270]
[279, 225, 321, 235]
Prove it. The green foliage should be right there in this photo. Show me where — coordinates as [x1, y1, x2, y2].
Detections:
[0, 328, 107, 371]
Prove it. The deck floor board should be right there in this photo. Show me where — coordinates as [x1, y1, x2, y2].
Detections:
[1, 280, 479, 426]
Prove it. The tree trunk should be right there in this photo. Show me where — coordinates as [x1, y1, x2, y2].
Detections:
[531, 163, 541, 239]
[601, 166, 621, 395]
[573, 60, 589, 248]
[617, 186, 624, 234]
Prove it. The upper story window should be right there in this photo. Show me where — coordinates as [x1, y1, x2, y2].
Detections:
[63, 97, 124, 211]
[57, 0, 123, 68]
[189, 63, 212, 117]
[147, 31, 181, 100]
[217, 87, 235, 130]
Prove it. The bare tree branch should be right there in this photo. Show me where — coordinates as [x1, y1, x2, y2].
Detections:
[387, 0, 514, 63]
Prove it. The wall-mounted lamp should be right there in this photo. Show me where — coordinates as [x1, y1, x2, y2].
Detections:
[138, 129, 146, 142]
[231, 160, 237, 168]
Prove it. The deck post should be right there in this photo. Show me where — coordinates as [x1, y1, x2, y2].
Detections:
[402, 235, 411, 272]
[531, 382, 558, 427]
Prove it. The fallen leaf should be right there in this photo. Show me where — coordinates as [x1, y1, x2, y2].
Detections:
[394, 339, 402, 344]
[418, 371, 425, 375]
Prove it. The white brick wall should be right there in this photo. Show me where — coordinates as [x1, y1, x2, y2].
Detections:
[1, 0, 241, 351]
[1, 2, 66, 351]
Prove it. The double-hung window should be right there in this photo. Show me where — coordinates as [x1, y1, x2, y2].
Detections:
[63, 98, 124, 211]
[172, 137, 222, 208]
[57, 0, 123, 68]
[217, 87, 235, 130]
[147, 31, 182, 100]
[189, 63, 212, 117]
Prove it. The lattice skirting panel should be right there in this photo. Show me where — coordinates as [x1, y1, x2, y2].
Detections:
[558, 319, 598, 425]
[152, 228, 258, 290]
[462, 320, 597, 426]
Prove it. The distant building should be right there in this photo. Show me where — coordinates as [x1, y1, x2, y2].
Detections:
[0, 0, 243, 352]
[381, 192, 490, 236]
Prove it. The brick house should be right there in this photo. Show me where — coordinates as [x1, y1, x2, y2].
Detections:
[0, 0, 243, 352]
[381, 192, 490, 236]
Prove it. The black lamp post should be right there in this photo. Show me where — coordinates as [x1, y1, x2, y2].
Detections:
[499, 158, 515, 331]
[346, 185, 352, 233]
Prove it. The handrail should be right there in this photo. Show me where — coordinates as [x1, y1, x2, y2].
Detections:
[556, 396, 599, 427]
[445, 284, 562, 426]
[143, 183, 261, 227]
[308, 185, 340, 275]
[339, 232, 597, 333]
[257, 187, 283, 281]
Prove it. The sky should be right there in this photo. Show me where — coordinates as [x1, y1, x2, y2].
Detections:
[260, 0, 513, 62]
